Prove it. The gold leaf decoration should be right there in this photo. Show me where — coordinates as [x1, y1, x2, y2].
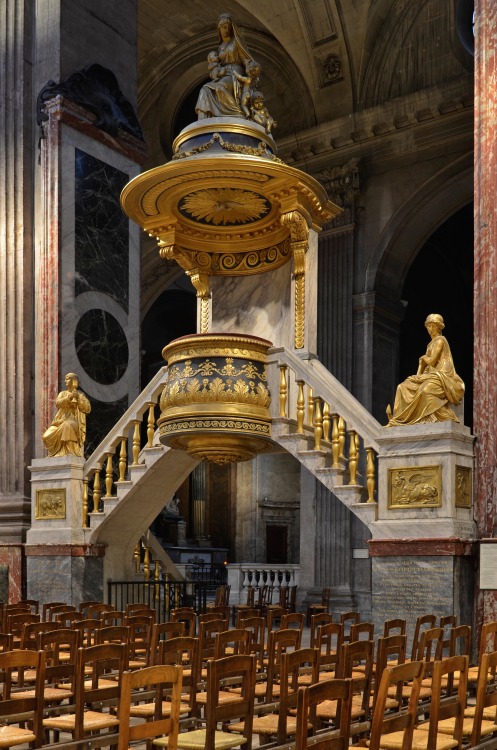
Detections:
[179, 189, 270, 225]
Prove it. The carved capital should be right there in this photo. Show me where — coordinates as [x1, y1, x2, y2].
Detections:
[281, 210, 309, 244]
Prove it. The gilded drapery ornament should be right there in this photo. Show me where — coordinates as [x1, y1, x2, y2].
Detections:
[282, 210, 309, 350]
[42, 373, 91, 457]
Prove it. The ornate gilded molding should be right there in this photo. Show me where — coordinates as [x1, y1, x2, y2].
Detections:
[35, 488, 66, 520]
[388, 466, 442, 509]
[171, 132, 283, 164]
[281, 210, 309, 349]
[455, 465, 472, 508]
[316, 158, 362, 229]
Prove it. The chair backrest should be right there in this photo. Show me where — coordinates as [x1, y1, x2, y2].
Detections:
[368, 660, 425, 750]
[117, 664, 183, 750]
[440, 614, 458, 657]
[170, 607, 197, 636]
[7, 611, 40, 635]
[0, 648, 46, 745]
[265, 628, 300, 701]
[296, 677, 352, 750]
[239, 616, 265, 670]
[21, 620, 61, 649]
[214, 627, 251, 658]
[38, 629, 79, 694]
[236, 608, 259, 626]
[340, 611, 360, 642]
[95, 625, 130, 646]
[45, 604, 76, 622]
[415, 625, 443, 662]
[100, 610, 126, 626]
[266, 606, 288, 632]
[337, 638, 375, 725]
[204, 605, 230, 628]
[471, 649, 497, 746]
[373, 635, 407, 713]
[383, 617, 406, 637]
[18, 599, 39, 614]
[410, 613, 437, 660]
[479, 621, 497, 660]
[350, 621, 374, 642]
[87, 603, 115, 620]
[281, 612, 305, 639]
[280, 647, 319, 733]
[205, 654, 256, 750]
[41, 601, 66, 620]
[243, 586, 255, 607]
[199, 618, 226, 662]
[213, 585, 226, 606]
[449, 624, 471, 657]
[78, 600, 102, 618]
[316, 622, 343, 673]
[149, 621, 185, 664]
[56, 611, 84, 626]
[310, 612, 334, 647]
[71, 618, 100, 647]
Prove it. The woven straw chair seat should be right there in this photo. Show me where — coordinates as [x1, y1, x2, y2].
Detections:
[196, 690, 243, 706]
[366, 729, 458, 750]
[464, 705, 497, 720]
[153, 728, 247, 749]
[11, 686, 72, 700]
[43, 709, 119, 731]
[0, 724, 36, 747]
[129, 699, 191, 717]
[417, 717, 497, 737]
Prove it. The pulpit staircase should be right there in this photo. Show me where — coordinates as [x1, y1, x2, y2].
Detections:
[82, 347, 383, 581]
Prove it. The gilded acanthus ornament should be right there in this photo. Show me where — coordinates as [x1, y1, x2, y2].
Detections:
[42, 373, 91, 457]
[386, 314, 464, 426]
[195, 13, 276, 134]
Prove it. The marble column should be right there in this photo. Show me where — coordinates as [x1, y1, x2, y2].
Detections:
[474, 0, 497, 627]
[0, 0, 34, 540]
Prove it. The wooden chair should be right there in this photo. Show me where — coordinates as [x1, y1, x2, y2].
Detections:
[300, 622, 343, 685]
[155, 654, 255, 750]
[14, 628, 79, 704]
[287, 584, 298, 614]
[310, 612, 334, 647]
[43, 643, 125, 741]
[238, 616, 265, 672]
[45, 604, 76, 622]
[87, 602, 116, 620]
[158, 636, 200, 719]
[7, 612, 40, 645]
[71, 618, 100, 647]
[149, 621, 186, 665]
[296, 677, 353, 750]
[367, 660, 425, 750]
[306, 587, 331, 626]
[372, 634, 407, 714]
[117, 664, 183, 750]
[204, 605, 230, 629]
[245, 647, 319, 745]
[0, 649, 47, 748]
[95, 625, 130, 646]
[464, 649, 497, 745]
[266, 606, 288, 634]
[100, 610, 126, 626]
[409, 613, 437, 660]
[254, 628, 300, 702]
[18, 599, 39, 614]
[214, 627, 251, 658]
[78, 600, 103, 617]
[20, 620, 61, 650]
[170, 607, 197, 637]
[281, 611, 305, 646]
[336, 638, 375, 737]
[198, 618, 226, 676]
[468, 620, 497, 684]
[350, 621, 375, 642]
[232, 586, 255, 626]
[235, 608, 259, 627]
[55, 611, 84, 626]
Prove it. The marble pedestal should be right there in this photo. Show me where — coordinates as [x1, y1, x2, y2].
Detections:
[26, 456, 105, 606]
[369, 422, 476, 643]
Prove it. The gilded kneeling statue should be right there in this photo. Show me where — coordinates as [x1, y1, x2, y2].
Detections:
[42, 373, 91, 457]
[386, 314, 464, 427]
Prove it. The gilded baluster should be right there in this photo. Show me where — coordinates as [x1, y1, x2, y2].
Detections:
[173, 582, 179, 609]
[147, 403, 155, 448]
[104, 453, 113, 498]
[165, 573, 170, 619]
[134, 543, 141, 574]
[143, 546, 151, 581]
[348, 430, 358, 485]
[338, 417, 346, 458]
[322, 402, 330, 443]
[118, 437, 127, 482]
[93, 467, 102, 513]
[307, 386, 314, 426]
[296, 380, 305, 434]
[366, 447, 376, 503]
[82, 478, 89, 527]
[279, 365, 288, 418]
[331, 414, 340, 468]
[154, 560, 160, 600]
[132, 420, 141, 465]
[313, 397, 323, 451]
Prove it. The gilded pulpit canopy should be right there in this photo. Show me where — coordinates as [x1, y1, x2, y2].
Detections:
[42, 373, 91, 457]
[387, 314, 465, 426]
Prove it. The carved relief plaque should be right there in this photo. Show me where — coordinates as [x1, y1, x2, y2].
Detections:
[36, 489, 66, 520]
[455, 466, 472, 508]
[388, 466, 441, 509]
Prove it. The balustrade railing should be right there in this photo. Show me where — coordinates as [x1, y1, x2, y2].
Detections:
[227, 563, 300, 605]
[266, 347, 382, 503]
[107, 578, 214, 620]
[82, 366, 169, 526]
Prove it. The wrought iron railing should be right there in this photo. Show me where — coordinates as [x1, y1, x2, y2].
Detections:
[107, 578, 217, 621]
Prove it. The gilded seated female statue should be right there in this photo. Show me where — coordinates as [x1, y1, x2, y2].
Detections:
[387, 314, 464, 426]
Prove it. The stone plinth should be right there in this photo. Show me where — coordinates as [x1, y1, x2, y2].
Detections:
[28, 456, 86, 544]
[26, 455, 105, 607]
[373, 421, 475, 540]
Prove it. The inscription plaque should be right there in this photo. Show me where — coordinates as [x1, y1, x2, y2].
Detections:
[372, 556, 454, 644]
[480, 543, 497, 590]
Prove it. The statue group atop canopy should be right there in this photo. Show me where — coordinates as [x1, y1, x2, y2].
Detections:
[195, 13, 276, 134]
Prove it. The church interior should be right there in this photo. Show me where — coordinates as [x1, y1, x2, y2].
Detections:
[3, 0, 497, 662]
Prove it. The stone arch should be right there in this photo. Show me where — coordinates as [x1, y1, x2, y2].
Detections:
[359, 0, 470, 108]
[366, 152, 473, 299]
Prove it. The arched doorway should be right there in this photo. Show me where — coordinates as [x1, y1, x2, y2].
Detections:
[398, 203, 473, 428]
